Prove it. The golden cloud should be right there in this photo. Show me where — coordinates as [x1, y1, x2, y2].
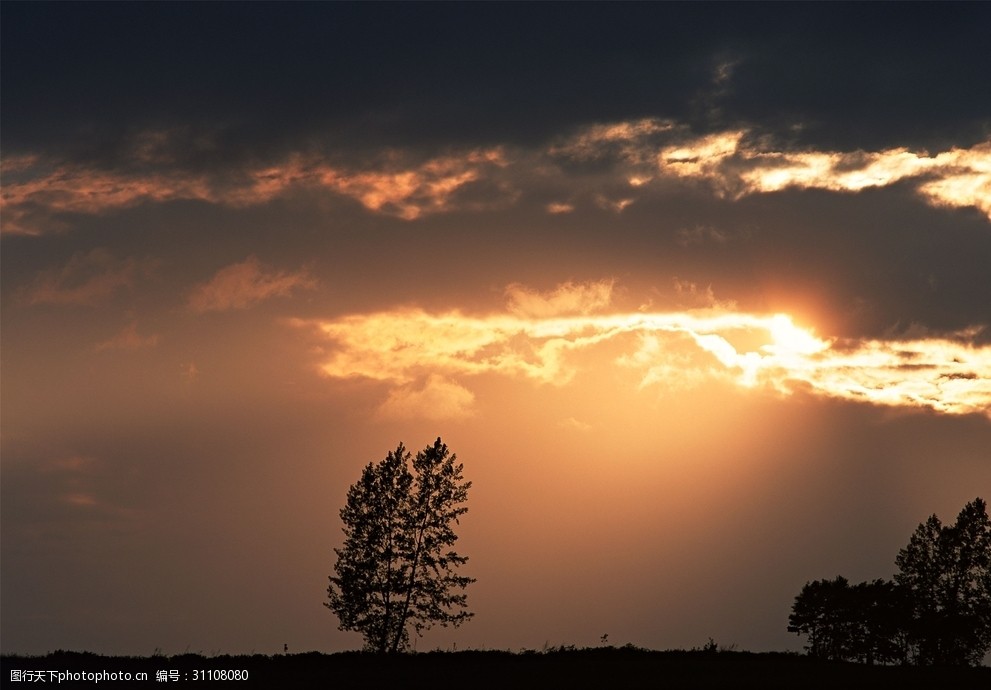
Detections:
[0, 158, 215, 235]
[505, 279, 614, 318]
[547, 120, 990, 218]
[297, 282, 991, 419]
[377, 374, 476, 421]
[546, 202, 575, 214]
[0, 148, 511, 234]
[187, 256, 316, 313]
[550, 118, 675, 163]
[19, 249, 151, 306]
[658, 134, 991, 219]
[94, 322, 160, 352]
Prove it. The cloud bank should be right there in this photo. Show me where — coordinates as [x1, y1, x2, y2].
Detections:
[297, 282, 991, 419]
[4, 121, 988, 236]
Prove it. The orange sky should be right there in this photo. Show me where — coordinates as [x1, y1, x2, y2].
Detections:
[2, 3, 990, 657]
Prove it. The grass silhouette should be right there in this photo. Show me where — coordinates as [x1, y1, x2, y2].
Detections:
[3, 647, 988, 689]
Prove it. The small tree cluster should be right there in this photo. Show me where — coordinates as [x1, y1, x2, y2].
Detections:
[326, 438, 474, 653]
[788, 577, 909, 664]
[789, 497, 990, 666]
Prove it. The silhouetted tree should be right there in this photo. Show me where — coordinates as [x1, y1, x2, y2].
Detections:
[326, 438, 474, 653]
[895, 497, 991, 666]
[848, 579, 911, 665]
[789, 576, 852, 661]
[789, 576, 909, 665]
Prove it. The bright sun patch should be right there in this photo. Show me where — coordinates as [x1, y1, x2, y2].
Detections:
[766, 314, 830, 356]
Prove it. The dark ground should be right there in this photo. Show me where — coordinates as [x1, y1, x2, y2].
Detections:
[2, 648, 989, 689]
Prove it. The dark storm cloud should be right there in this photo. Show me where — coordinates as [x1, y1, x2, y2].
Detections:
[4, 3, 989, 163]
[721, 4, 991, 151]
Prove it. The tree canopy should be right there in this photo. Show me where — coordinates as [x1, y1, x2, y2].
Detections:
[326, 438, 474, 653]
[895, 497, 991, 666]
[788, 576, 909, 664]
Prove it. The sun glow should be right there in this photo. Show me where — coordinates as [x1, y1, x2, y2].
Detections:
[766, 314, 830, 357]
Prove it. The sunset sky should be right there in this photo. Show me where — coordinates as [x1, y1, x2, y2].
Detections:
[2, 3, 990, 656]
